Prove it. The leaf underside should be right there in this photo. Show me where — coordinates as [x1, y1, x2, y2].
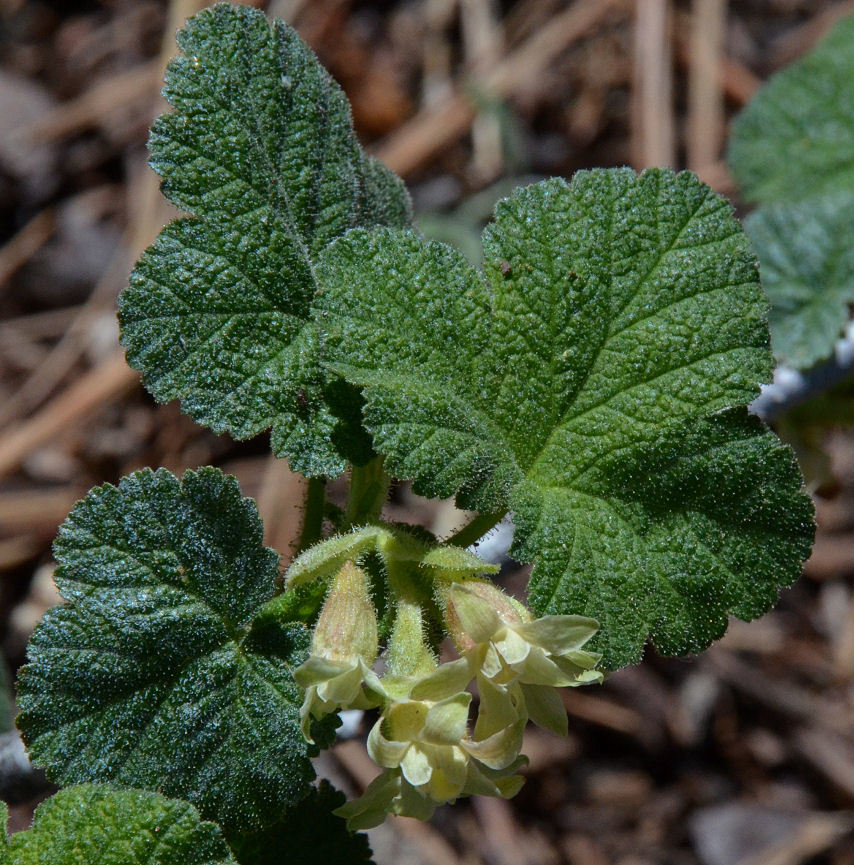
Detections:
[3, 784, 236, 865]
[315, 167, 815, 669]
[17, 467, 324, 831]
[119, 4, 410, 476]
[746, 195, 854, 369]
[728, 14, 854, 205]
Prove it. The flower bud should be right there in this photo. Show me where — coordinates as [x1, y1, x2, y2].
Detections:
[311, 560, 378, 665]
[441, 578, 528, 652]
[294, 561, 382, 742]
[386, 599, 437, 680]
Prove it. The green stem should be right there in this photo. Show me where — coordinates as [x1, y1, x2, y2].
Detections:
[444, 510, 507, 549]
[343, 456, 391, 529]
[296, 476, 326, 554]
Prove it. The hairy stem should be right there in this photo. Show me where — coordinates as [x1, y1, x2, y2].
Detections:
[444, 510, 507, 549]
[343, 456, 391, 529]
[296, 476, 326, 554]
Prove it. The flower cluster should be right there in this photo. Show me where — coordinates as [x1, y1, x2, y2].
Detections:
[293, 562, 601, 829]
[337, 659, 527, 828]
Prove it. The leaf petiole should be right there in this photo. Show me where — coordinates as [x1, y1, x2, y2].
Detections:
[344, 456, 391, 529]
[444, 510, 507, 549]
[296, 476, 327, 555]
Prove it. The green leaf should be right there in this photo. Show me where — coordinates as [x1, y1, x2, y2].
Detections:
[17, 467, 324, 831]
[729, 15, 854, 373]
[5, 785, 236, 864]
[119, 4, 410, 477]
[746, 193, 854, 369]
[227, 781, 375, 865]
[315, 168, 814, 668]
[728, 14, 854, 205]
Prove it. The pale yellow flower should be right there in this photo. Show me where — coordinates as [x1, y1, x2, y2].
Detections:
[337, 658, 526, 829]
[447, 581, 603, 735]
[294, 655, 385, 741]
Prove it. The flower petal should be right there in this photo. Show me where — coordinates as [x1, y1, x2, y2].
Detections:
[461, 762, 503, 797]
[423, 692, 472, 744]
[513, 615, 599, 655]
[463, 756, 528, 798]
[554, 655, 604, 686]
[480, 643, 505, 680]
[410, 657, 473, 702]
[474, 675, 524, 740]
[394, 780, 438, 822]
[316, 663, 363, 705]
[359, 659, 389, 702]
[520, 683, 567, 736]
[494, 772, 526, 799]
[511, 648, 570, 686]
[299, 687, 322, 742]
[401, 744, 433, 787]
[496, 628, 531, 665]
[427, 745, 468, 800]
[293, 655, 352, 687]
[368, 718, 409, 768]
[385, 699, 429, 741]
[561, 649, 603, 670]
[465, 718, 526, 769]
[334, 770, 400, 830]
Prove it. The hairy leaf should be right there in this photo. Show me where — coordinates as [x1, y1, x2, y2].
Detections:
[315, 168, 814, 668]
[17, 467, 324, 831]
[3, 785, 236, 864]
[729, 14, 854, 204]
[746, 194, 854, 369]
[227, 781, 375, 865]
[119, 4, 410, 476]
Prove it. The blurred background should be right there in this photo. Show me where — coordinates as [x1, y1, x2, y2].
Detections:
[2, 0, 854, 862]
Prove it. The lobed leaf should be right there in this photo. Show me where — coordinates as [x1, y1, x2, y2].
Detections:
[315, 168, 814, 669]
[17, 467, 324, 831]
[3, 784, 236, 865]
[746, 194, 854, 369]
[119, 4, 410, 476]
[729, 14, 854, 205]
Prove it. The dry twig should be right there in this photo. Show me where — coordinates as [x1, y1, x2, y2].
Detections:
[686, 0, 726, 176]
[631, 0, 675, 168]
[0, 209, 54, 292]
[0, 352, 138, 479]
[375, 0, 628, 176]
